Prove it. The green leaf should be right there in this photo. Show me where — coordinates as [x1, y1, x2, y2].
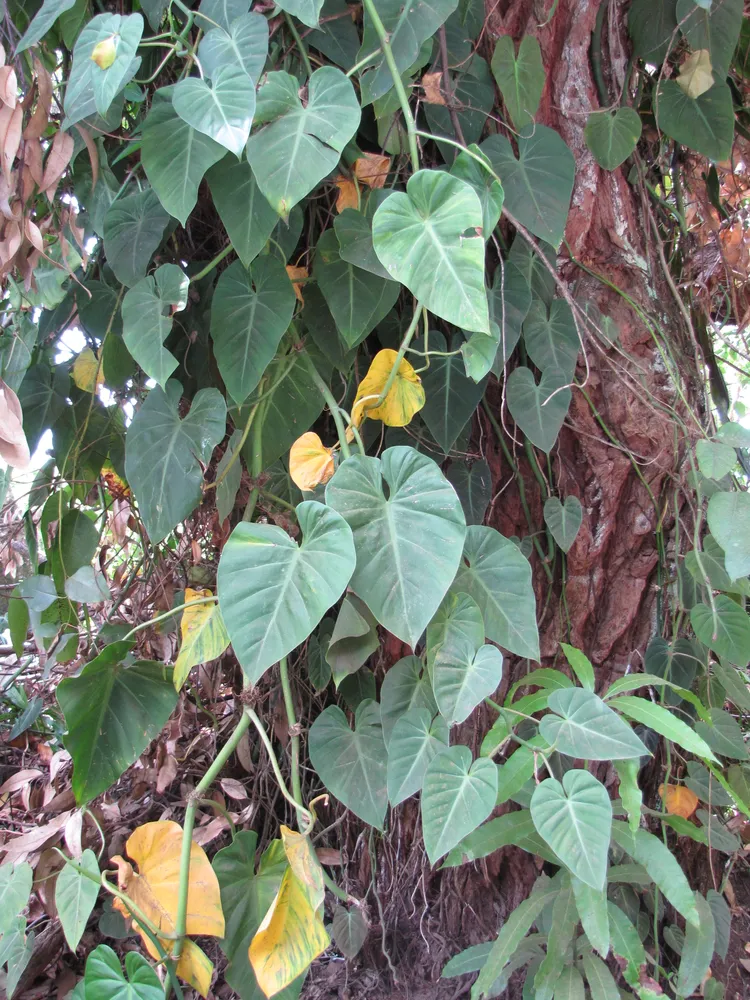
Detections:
[540, 688, 649, 760]
[274, 0, 323, 27]
[610, 821, 700, 928]
[217, 501, 355, 684]
[523, 299, 579, 380]
[339, 666, 376, 711]
[707, 491, 750, 581]
[121, 264, 189, 388]
[334, 206, 393, 281]
[471, 875, 559, 999]
[216, 429, 243, 525]
[716, 420, 750, 447]
[103, 189, 169, 288]
[314, 229, 399, 349]
[449, 144, 505, 239]
[210, 257, 296, 404]
[544, 497, 582, 554]
[490, 35, 544, 129]
[691, 596, 750, 666]
[552, 965, 585, 1000]
[584, 108, 642, 170]
[326, 593, 379, 684]
[684, 760, 733, 806]
[530, 770, 612, 889]
[141, 94, 226, 226]
[84, 945, 163, 1000]
[707, 887, 731, 960]
[506, 366, 571, 453]
[63, 13, 143, 125]
[463, 260, 532, 381]
[0, 864, 32, 934]
[695, 706, 749, 759]
[425, 55, 495, 159]
[358, 0, 458, 104]
[198, 12, 269, 80]
[533, 883, 578, 1000]
[677, 0, 743, 77]
[19, 364, 69, 454]
[57, 642, 178, 804]
[614, 759, 643, 833]
[607, 902, 645, 987]
[713, 660, 750, 712]
[331, 905, 369, 959]
[246, 67, 361, 218]
[387, 706, 449, 805]
[676, 892, 716, 997]
[580, 951, 619, 1000]
[309, 701, 388, 829]
[655, 80, 734, 161]
[372, 170, 489, 334]
[198, 0, 250, 32]
[421, 745, 497, 864]
[172, 66, 255, 157]
[427, 590, 484, 670]
[481, 126, 575, 247]
[0, 918, 35, 999]
[307, 629, 332, 692]
[696, 439, 737, 480]
[628, 0, 677, 62]
[434, 640, 503, 726]
[452, 525, 539, 660]
[446, 459, 492, 525]
[559, 643, 594, 690]
[173, 601, 230, 689]
[308, 0, 360, 68]
[380, 654, 438, 747]
[17, 0, 77, 52]
[325, 447, 466, 648]
[56, 850, 100, 951]
[417, 332, 487, 453]
[572, 877, 609, 957]
[55, 509, 99, 581]
[685, 534, 750, 597]
[442, 810, 554, 867]
[610, 695, 718, 762]
[125, 380, 227, 543]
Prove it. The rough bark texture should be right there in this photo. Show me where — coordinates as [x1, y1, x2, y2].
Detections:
[304, 2, 705, 997]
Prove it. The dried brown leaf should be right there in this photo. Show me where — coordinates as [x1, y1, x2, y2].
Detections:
[42, 130, 74, 201]
[0, 377, 30, 467]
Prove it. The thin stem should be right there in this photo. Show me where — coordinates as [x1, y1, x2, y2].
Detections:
[284, 13, 313, 77]
[121, 596, 216, 641]
[279, 655, 304, 828]
[245, 706, 313, 830]
[190, 244, 232, 284]
[346, 47, 381, 77]
[207, 400, 260, 492]
[322, 867, 353, 902]
[173, 710, 252, 959]
[300, 349, 351, 459]
[359, 0, 419, 171]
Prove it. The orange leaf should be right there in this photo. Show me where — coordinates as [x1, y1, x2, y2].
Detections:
[422, 72, 446, 106]
[334, 175, 358, 212]
[289, 432, 335, 491]
[354, 153, 391, 189]
[285, 264, 308, 304]
[659, 783, 699, 819]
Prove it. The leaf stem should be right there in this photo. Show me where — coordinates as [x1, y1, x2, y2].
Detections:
[173, 709, 252, 960]
[245, 705, 313, 830]
[121, 596, 217, 642]
[359, 0, 419, 171]
[300, 349, 351, 459]
[189, 244, 233, 284]
[279, 654, 304, 828]
[284, 12, 313, 77]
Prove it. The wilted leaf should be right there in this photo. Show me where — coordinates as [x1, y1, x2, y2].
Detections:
[72, 347, 104, 392]
[286, 264, 308, 304]
[676, 48, 714, 99]
[353, 349, 425, 427]
[334, 175, 358, 212]
[289, 432, 335, 491]
[354, 153, 390, 188]
[422, 71, 446, 104]
[173, 588, 230, 690]
[659, 783, 699, 818]
[0, 378, 30, 468]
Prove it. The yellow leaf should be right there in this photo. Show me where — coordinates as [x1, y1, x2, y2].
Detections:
[353, 153, 391, 189]
[289, 432, 335, 492]
[91, 35, 117, 69]
[249, 866, 330, 997]
[173, 588, 230, 690]
[659, 783, 699, 819]
[352, 349, 425, 427]
[280, 826, 324, 911]
[73, 347, 104, 392]
[285, 264, 308, 304]
[334, 175, 358, 212]
[112, 820, 224, 995]
[676, 49, 714, 100]
[177, 940, 214, 998]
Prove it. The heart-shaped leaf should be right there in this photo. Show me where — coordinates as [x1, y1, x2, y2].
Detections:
[308, 701, 388, 829]
[628, 0, 677, 63]
[696, 439, 736, 480]
[63, 13, 143, 125]
[417, 332, 487, 453]
[655, 80, 734, 161]
[210, 257, 296, 404]
[543, 495, 583, 553]
[676, 0, 743, 78]
[481, 125, 575, 247]
[57, 642, 178, 804]
[461, 261, 531, 381]
[332, 905, 369, 959]
[434, 641, 504, 725]
[452, 525, 539, 660]
[706, 490, 750, 581]
[584, 108, 642, 170]
[0, 865, 32, 933]
[353, 349, 425, 427]
[173, 66, 255, 157]
[540, 688, 649, 760]
[173, 588, 230, 690]
[56, 850, 100, 952]
[446, 459, 492, 526]
[380, 654, 438, 747]
[198, 12, 269, 80]
[506, 365, 571, 453]
[246, 67, 361, 217]
[421, 746, 498, 864]
[121, 264, 189, 388]
[125, 380, 227, 543]
[274, 0, 324, 27]
[334, 206, 393, 280]
[218, 501, 355, 684]
[326, 593, 379, 684]
[103, 189, 169, 288]
[522, 299, 579, 380]
[84, 946, 163, 1000]
[372, 170, 490, 333]
[427, 590, 485, 671]
[387, 706, 449, 805]
[325, 446, 466, 647]
[490, 35, 544, 129]
[690, 596, 750, 666]
[198, 0, 250, 31]
[449, 144, 504, 239]
[530, 770, 612, 889]
[207, 157, 280, 269]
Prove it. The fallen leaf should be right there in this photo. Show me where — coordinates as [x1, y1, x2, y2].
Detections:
[0, 812, 72, 866]
[0, 769, 43, 795]
[659, 783, 699, 819]
[285, 264, 308, 304]
[72, 347, 104, 392]
[0, 378, 30, 468]
[352, 349, 425, 427]
[41, 129, 74, 200]
[219, 778, 247, 801]
[676, 49, 714, 100]
[315, 848, 341, 867]
[112, 819, 224, 996]
[354, 152, 391, 189]
[289, 432, 335, 491]
[334, 175, 358, 212]
[173, 589, 229, 690]
[422, 71, 446, 105]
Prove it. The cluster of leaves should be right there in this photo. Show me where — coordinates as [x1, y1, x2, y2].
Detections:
[1, 0, 750, 997]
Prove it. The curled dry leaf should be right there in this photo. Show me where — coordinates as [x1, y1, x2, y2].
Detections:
[334, 174, 358, 212]
[0, 378, 30, 468]
[289, 431, 335, 491]
[112, 820, 224, 997]
[422, 71, 446, 105]
[353, 152, 391, 188]
[352, 348, 425, 427]
[285, 263, 308, 303]
[42, 130, 75, 201]
[0, 65, 17, 108]
[659, 783, 699, 819]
